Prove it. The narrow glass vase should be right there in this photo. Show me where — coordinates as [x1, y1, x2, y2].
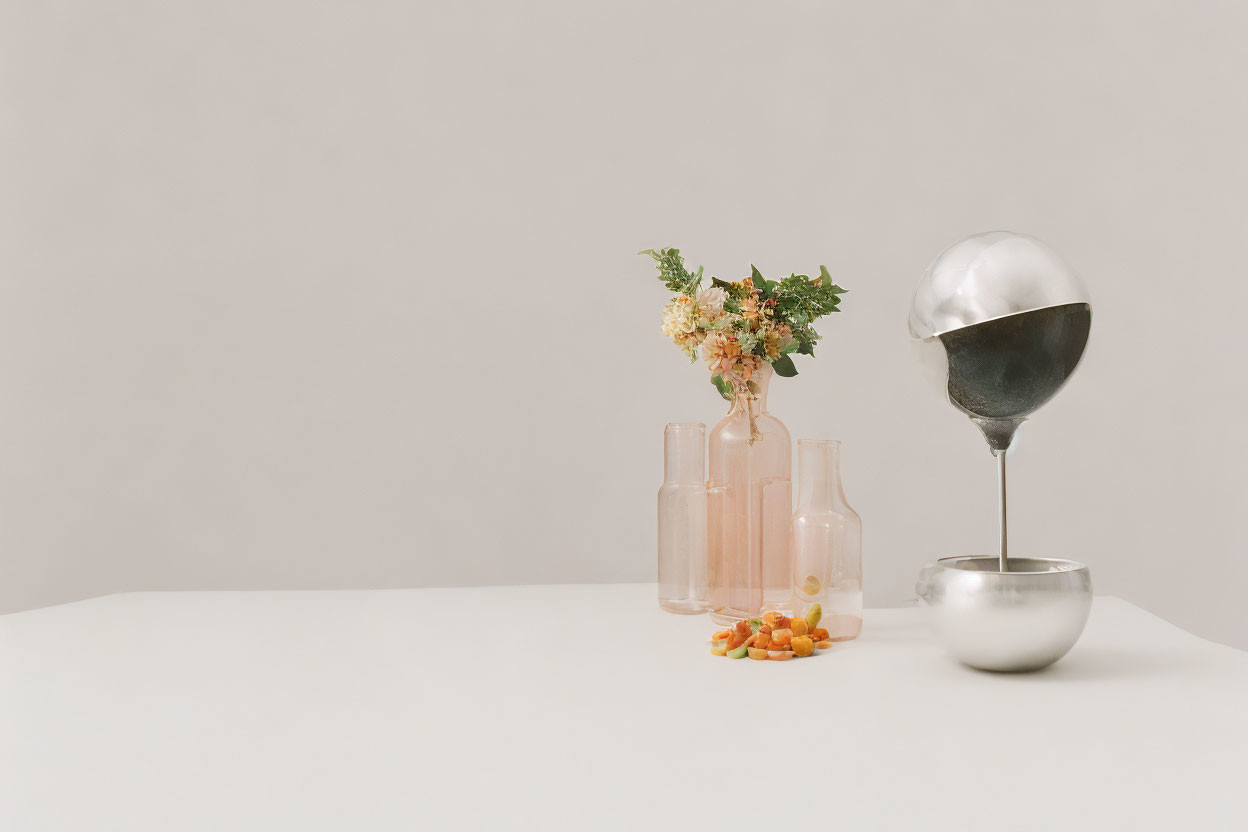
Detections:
[706, 365, 792, 625]
[658, 422, 708, 614]
[791, 440, 862, 640]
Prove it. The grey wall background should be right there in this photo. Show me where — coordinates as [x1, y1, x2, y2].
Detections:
[2, 1, 1245, 647]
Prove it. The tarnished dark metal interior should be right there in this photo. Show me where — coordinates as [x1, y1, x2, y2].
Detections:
[939, 302, 1091, 421]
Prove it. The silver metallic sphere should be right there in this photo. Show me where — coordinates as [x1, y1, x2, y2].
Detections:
[908, 231, 1092, 454]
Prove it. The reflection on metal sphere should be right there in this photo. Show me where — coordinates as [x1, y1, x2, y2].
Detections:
[909, 231, 1092, 453]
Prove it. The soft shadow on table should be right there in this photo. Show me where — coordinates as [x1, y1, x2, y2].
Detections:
[975, 647, 1211, 682]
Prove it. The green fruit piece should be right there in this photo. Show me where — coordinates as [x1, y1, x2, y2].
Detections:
[806, 603, 823, 630]
[727, 641, 750, 659]
[747, 618, 764, 634]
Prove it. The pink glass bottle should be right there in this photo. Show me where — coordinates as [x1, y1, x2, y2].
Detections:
[792, 439, 862, 640]
[658, 423, 708, 614]
[707, 365, 792, 625]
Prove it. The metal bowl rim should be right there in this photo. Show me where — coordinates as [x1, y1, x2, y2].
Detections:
[929, 555, 1090, 575]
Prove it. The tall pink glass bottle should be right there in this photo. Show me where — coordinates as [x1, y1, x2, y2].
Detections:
[792, 439, 862, 640]
[707, 365, 792, 625]
[658, 422, 708, 614]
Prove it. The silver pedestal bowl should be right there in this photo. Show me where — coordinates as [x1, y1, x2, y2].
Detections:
[909, 232, 1094, 672]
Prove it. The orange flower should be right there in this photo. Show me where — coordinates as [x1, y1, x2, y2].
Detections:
[702, 331, 742, 378]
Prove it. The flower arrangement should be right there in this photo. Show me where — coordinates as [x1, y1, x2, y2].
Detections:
[643, 247, 847, 403]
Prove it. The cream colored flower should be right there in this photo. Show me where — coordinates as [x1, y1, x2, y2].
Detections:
[696, 287, 728, 320]
[661, 296, 706, 360]
[661, 295, 698, 337]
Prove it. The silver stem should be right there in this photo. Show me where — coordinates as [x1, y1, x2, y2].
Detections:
[996, 450, 1008, 572]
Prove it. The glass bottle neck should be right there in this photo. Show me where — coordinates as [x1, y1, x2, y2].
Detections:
[729, 366, 772, 416]
[797, 440, 844, 509]
[663, 423, 705, 484]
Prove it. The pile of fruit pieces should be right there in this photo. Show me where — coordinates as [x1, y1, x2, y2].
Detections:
[711, 605, 834, 661]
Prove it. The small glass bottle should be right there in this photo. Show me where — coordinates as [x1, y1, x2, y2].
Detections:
[791, 439, 862, 640]
[658, 422, 708, 614]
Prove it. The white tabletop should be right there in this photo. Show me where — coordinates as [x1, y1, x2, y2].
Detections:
[2, 585, 1245, 831]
